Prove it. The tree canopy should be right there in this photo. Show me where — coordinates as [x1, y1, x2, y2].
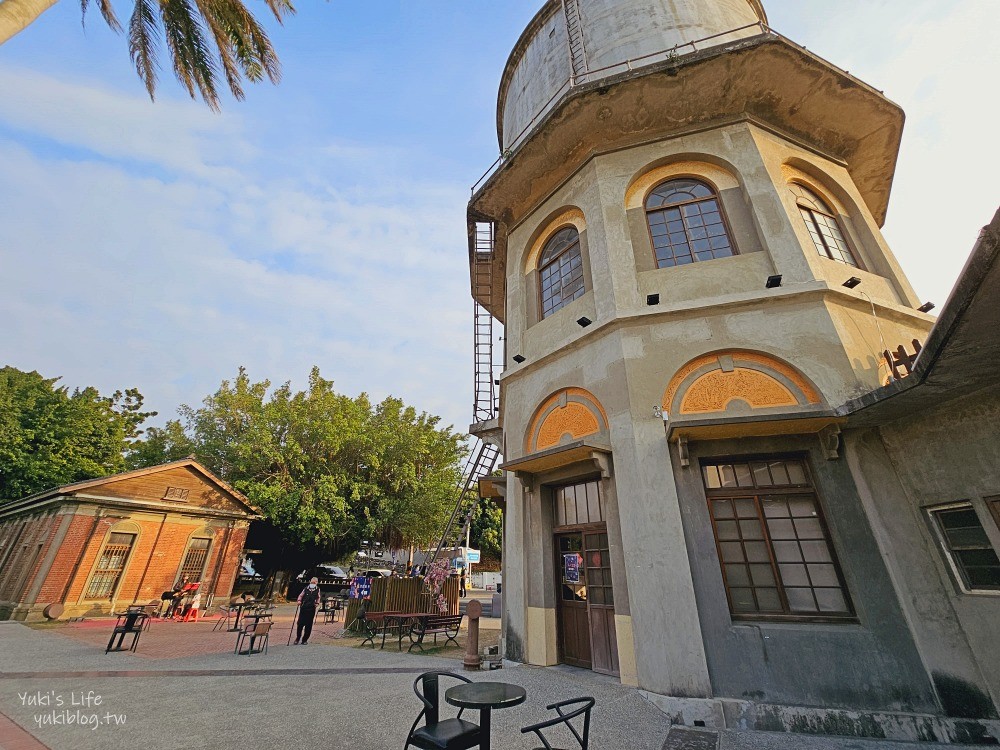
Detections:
[0, 366, 154, 501]
[128, 366, 466, 575]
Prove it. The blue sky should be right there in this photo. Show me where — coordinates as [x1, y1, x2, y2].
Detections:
[1, 0, 998, 434]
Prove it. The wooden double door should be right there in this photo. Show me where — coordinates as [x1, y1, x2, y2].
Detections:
[556, 529, 619, 676]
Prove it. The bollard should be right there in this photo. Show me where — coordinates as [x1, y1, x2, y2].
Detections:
[464, 599, 483, 671]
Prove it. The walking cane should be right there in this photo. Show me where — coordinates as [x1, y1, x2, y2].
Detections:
[287, 601, 300, 645]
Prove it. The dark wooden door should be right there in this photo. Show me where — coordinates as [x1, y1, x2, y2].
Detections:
[583, 530, 619, 676]
[556, 533, 591, 668]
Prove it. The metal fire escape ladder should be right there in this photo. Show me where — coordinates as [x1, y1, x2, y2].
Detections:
[563, 0, 589, 82]
[473, 222, 498, 423]
[426, 222, 503, 569]
[427, 441, 501, 569]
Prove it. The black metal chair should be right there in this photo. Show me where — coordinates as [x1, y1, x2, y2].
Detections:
[520, 697, 595, 750]
[404, 671, 482, 750]
[212, 604, 235, 632]
[106, 611, 148, 653]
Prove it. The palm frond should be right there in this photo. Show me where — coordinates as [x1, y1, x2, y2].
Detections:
[128, 0, 160, 100]
[81, 0, 123, 32]
[225, 0, 281, 84]
[202, 0, 281, 87]
[159, 0, 221, 110]
[262, 0, 295, 23]
[194, 0, 246, 100]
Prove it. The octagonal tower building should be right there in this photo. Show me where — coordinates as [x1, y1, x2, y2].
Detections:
[465, 0, 991, 728]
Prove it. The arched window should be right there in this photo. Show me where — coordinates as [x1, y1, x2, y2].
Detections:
[791, 183, 858, 267]
[539, 226, 584, 319]
[645, 179, 735, 268]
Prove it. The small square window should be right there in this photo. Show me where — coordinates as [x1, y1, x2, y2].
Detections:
[930, 503, 1000, 592]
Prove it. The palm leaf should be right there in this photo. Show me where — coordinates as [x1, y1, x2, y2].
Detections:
[262, 0, 295, 23]
[194, 0, 246, 99]
[158, 0, 221, 110]
[128, 0, 159, 99]
[81, 0, 122, 32]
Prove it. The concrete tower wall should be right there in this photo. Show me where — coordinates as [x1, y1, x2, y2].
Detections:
[499, 0, 765, 149]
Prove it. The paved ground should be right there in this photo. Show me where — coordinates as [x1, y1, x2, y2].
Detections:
[0, 607, 993, 750]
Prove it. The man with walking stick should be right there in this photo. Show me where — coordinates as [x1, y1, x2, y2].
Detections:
[294, 577, 321, 645]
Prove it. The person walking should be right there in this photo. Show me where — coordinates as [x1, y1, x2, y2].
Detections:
[459, 567, 468, 598]
[295, 577, 321, 645]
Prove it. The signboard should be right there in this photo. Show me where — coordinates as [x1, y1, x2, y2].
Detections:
[563, 553, 580, 584]
[466, 549, 481, 564]
[349, 576, 372, 600]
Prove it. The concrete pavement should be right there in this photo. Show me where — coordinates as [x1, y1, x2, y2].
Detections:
[0, 610, 994, 750]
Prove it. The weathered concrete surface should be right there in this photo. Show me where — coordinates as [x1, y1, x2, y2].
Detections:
[0, 619, 670, 750]
[663, 726, 1000, 749]
[499, 0, 765, 150]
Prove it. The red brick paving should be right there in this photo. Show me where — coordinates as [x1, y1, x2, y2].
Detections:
[45, 609, 357, 659]
[0, 710, 51, 750]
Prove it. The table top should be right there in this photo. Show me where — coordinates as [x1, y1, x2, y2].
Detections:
[445, 682, 527, 710]
[384, 612, 432, 620]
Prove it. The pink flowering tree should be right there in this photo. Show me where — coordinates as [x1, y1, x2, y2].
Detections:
[423, 558, 452, 613]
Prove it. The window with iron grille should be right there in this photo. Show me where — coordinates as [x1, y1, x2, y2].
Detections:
[86, 532, 136, 599]
[930, 504, 1000, 592]
[702, 458, 854, 620]
[539, 227, 585, 319]
[645, 179, 736, 268]
[790, 183, 858, 267]
[178, 537, 211, 582]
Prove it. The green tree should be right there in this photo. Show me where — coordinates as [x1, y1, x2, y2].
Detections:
[0, 366, 155, 501]
[0, 0, 294, 110]
[128, 366, 466, 578]
[470, 498, 503, 567]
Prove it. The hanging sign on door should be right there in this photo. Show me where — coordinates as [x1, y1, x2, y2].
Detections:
[563, 553, 580, 583]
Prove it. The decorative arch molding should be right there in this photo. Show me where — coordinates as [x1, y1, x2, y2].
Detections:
[108, 519, 141, 537]
[625, 158, 741, 211]
[523, 207, 587, 274]
[525, 387, 609, 453]
[780, 161, 851, 217]
[662, 351, 823, 417]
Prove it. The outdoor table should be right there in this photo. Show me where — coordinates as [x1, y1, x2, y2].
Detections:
[444, 681, 526, 750]
[229, 601, 253, 632]
[379, 612, 429, 650]
[358, 611, 402, 647]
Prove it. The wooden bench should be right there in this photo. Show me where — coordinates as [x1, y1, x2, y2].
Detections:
[407, 614, 463, 652]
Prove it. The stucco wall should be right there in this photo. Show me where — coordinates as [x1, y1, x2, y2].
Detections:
[496, 95, 935, 708]
[673, 434, 938, 713]
[844, 388, 1000, 718]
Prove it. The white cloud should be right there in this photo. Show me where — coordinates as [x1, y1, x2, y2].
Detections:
[0, 66, 475, 433]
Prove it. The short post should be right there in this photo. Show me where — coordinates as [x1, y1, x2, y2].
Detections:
[464, 599, 482, 671]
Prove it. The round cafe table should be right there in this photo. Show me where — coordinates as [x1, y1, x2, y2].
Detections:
[444, 681, 526, 750]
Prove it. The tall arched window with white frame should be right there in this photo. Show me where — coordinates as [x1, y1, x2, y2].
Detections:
[791, 183, 859, 267]
[538, 226, 585, 319]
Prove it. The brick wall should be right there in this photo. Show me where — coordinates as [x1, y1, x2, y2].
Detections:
[1, 504, 251, 620]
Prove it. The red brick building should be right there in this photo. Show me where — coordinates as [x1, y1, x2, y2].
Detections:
[0, 459, 258, 621]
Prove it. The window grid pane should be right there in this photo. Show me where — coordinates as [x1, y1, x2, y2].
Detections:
[646, 181, 735, 269]
[932, 506, 1000, 591]
[86, 533, 136, 599]
[553, 480, 602, 528]
[797, 204, 858, 267]
[703, 459, 852, 619]
[179, 538, 211, 582]
[539, 229, 584, 318]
